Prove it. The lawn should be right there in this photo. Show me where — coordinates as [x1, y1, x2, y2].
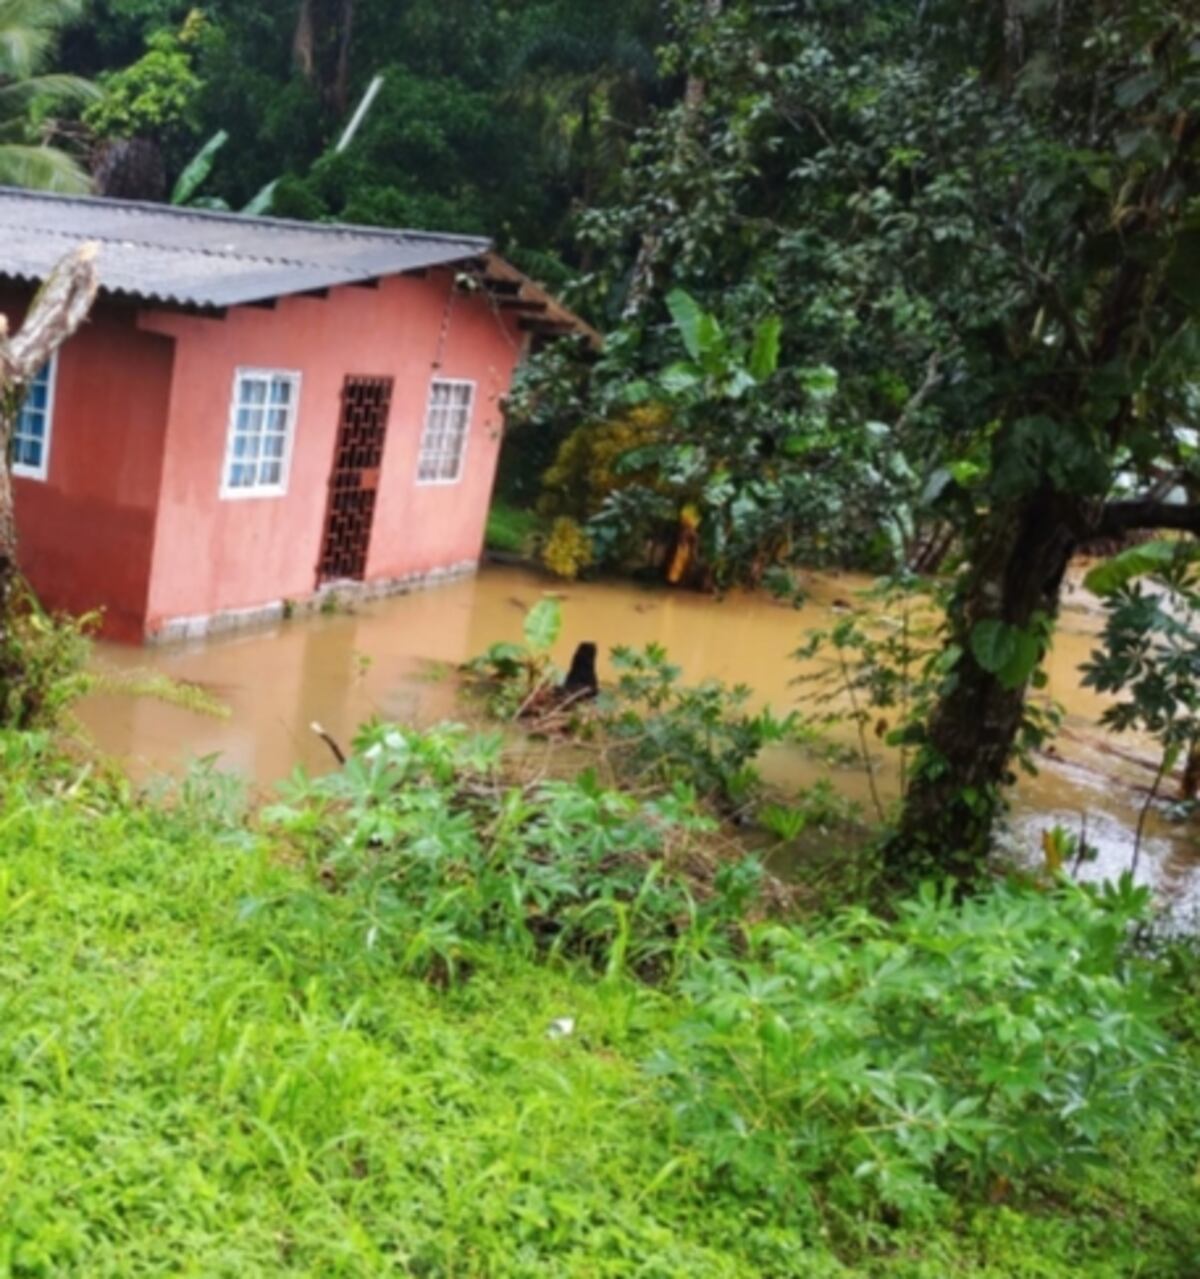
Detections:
[0, 735, 1196, 1277]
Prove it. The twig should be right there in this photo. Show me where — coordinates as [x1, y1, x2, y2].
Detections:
[1132, 751, 1169, 880]
[837, 647, 886, 824]
[310, 721, 347, 766]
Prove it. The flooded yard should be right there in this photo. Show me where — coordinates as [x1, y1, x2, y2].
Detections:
[78, 563, 1199, 915]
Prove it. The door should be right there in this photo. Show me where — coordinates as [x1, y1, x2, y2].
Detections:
[318, 375, 394, 583]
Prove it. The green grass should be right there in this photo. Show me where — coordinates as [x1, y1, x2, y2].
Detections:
[0, 740, 1197, 1276]
[485, 501, 543, 556]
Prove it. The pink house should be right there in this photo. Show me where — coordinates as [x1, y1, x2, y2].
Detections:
[0, 189, 592, 643]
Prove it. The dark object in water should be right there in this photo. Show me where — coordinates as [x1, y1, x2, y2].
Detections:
[562, 642, 599, 699]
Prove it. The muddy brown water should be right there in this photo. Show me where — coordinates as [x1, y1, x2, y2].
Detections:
[77, 563, 1199, 917]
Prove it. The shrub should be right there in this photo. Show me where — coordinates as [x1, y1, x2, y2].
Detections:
[541, 515, 594, 579]
[0, 583, 95, 731]
[539, 403, 672, 523]
[653, 877, 1174, 1224]
[262, 721, 771, 983]
[600, 643, 798, 811]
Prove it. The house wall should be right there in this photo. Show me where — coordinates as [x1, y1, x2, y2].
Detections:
[3, 291, 176, 642]
[140, 271, 523, 639]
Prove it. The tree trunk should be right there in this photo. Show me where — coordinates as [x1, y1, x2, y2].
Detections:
[0, 245, 100, 715]
[623, 0, 722, 321]
[891, 488, 1079, 877]
[293, 0, 356, 116]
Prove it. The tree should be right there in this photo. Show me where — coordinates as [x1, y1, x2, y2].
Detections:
[0, 243, 98, 717]
[0, 0, 98, 190]
[529, 0, 1200, 879]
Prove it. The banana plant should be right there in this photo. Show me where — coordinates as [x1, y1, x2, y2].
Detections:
[171, 130, 278, 214]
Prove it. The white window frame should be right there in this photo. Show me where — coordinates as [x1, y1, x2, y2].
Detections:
[415, 377, 476, 487]
[219, 367, 302, 500]
[12, 353, 58, 482]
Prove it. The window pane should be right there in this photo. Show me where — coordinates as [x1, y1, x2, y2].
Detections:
[225, 370, 299, 494]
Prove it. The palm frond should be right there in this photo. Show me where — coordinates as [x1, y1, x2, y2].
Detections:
[0, 0, 83, 78]
[0, 72, 100, 112]
[0, 142, 91, 192]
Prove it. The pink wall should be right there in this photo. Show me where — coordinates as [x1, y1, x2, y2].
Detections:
[3, 292, 175, 642]
[140, 271, 523, 635]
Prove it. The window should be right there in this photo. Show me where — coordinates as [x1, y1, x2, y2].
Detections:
[12, 357, 57, 481]
[221, 369, 300, 497]
[417, 379, 474, 484]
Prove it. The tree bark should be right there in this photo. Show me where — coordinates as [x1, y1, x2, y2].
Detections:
[293, 0, 356, 116]
[0, 245, 100, 702]
[891, 488, 1079, 877]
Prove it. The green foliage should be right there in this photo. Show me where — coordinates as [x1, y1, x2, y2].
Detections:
[656, 877, 1174, 1225]
[541, 515, 594, 579]
[82, 13, 202, 140]
[1083, 539, 1199, 598]
[602, 643, 798, 811]
[0, 0, 96, 191]
[1082, 555, 1200, 769]
[585, 293, 821, 586]
[0, 733, 1193, 1273]
[484, 500, 542, 556]
[0, 581, 94, 730]
[168, 123, 222, 201]
[969, 617, 1048, 692]
[462, 596, 565, 715]
[263, 720, 760, 983]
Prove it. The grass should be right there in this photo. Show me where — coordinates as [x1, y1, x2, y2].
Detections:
[0, 737, 1197, 1275]
[485, 501, 543, 557]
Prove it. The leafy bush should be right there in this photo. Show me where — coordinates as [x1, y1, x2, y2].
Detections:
[263, 721, 770, 983]
[539, 402, 672, 522]
[601, 643, 798, 810]
[0, 583, 95, 730]
[84, 14, 206, 141]
[654, 877, 1174, 1224]
[541, 515, 594, 579]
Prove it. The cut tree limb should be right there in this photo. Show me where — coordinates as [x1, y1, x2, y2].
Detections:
[0, 243, 100, 578]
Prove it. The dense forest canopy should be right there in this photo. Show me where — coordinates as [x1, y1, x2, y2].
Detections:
[51, 0, 670, 282]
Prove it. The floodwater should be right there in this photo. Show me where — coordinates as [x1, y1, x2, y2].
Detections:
[77, 563, 1199, 916]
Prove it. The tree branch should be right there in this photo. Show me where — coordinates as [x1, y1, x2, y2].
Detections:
[0, 243, 100, 390]
[1097, 500, 1200, 538]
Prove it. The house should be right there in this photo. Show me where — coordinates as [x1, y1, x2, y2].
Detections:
[0, 189, 594, 643]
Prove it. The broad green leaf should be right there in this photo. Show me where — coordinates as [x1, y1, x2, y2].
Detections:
[971, 620, 1041, 688]
[1083, 540, 1194, 596]
[524, 598, 562, 653]
[999, 629, 1041, 690]
[660, 362, 702, 395]
[172, 130, 229, 206]
[748, 315, 782, 381]
[970, 620, 1017, 675]
[666, 289, 706, 361]
[242, 178, 279, 216]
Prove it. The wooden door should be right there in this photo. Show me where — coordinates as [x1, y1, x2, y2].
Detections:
[318, 376, 394, 583]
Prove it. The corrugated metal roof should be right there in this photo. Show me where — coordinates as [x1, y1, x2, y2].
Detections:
[0, 187, 491, 309]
